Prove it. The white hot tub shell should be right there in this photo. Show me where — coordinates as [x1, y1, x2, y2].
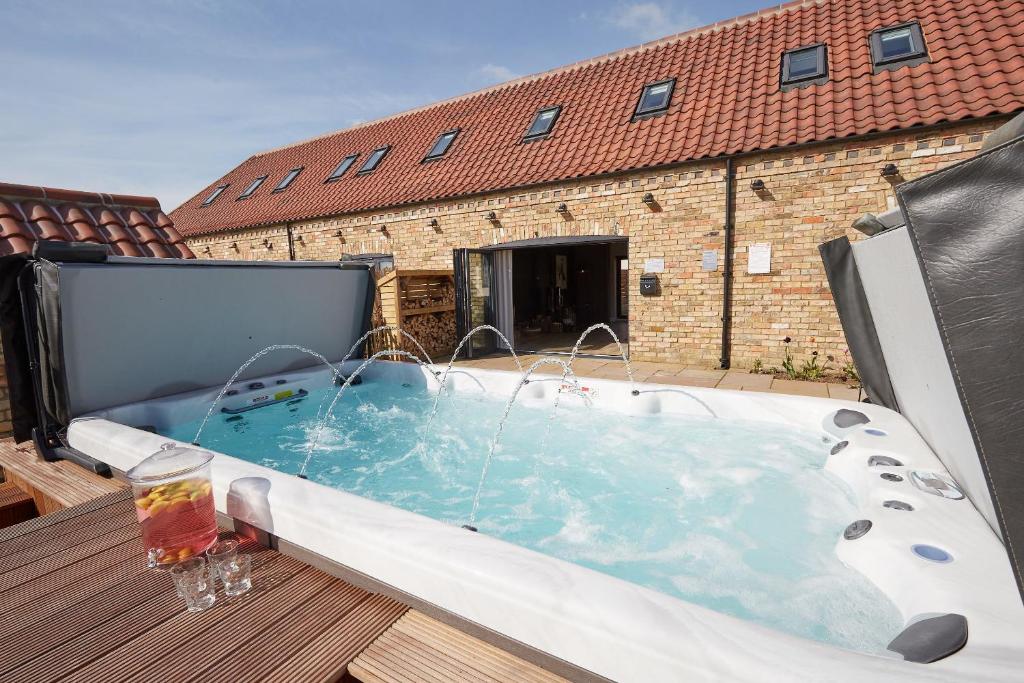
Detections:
[68, 361, 1024, 682]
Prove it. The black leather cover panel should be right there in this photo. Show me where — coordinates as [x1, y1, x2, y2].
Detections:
[819, 237, 899, 409]
[898, 134, 1024, 601]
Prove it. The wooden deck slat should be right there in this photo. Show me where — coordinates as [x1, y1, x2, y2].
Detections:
[2, 480, 569, 683]
[265, 593, 409, 683]
[0, 541, 151, 637]
[0, 493, 130, 556]
[0, 489, 126, 544]
[3, 552, 300, 683]
[0, 540, 274, 673]
[0, 440, 124, 514]
[0, 520, 139, 592]
[194, 582, 369, 683]
[401, 611, 564, 682]
[349, 611, 569, 683]
[59, 559, 320, 683]
[119, 568, 338, 683]
[0, 503, 136, 574]
[377, 629, 502, 682]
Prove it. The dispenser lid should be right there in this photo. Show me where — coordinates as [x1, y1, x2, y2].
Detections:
[126, 442, 214, 483]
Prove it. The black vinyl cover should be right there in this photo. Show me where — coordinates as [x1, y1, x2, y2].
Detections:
[33, 261, 70, 427]
[898, 132, 1024, 600]
[818, 237, 899, 410]
[0, 255, 38, 441]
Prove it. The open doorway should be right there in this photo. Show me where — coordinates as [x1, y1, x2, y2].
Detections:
[511, 239, 628, 355]
[454, 236, 629, 359]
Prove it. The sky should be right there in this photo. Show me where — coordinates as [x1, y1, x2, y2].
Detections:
[1, 0, 769, 211]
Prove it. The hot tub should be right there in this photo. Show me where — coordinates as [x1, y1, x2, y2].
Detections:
[67, 361, 1024, 682]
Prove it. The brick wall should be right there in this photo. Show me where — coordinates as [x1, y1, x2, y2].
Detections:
[187, 117, 1003, 370]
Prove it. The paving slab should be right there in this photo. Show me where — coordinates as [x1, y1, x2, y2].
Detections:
[827, 384, 863, 402]
[768, 379, 831, 398]
[716, 372, 774, 391]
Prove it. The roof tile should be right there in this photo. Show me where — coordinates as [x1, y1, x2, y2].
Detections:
[172, 0, 1024, 237]
[0, 182, 192, 259]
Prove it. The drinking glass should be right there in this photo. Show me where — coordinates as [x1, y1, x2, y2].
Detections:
[217, 554, 252, 597]
[170, 557, 217, 611]
[206, 538, 239, 585]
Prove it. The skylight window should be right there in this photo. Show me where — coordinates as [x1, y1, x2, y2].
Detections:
[238, 175, 267, 200]
[523, 106, 561, 141]
[424, 130, 459, 161]
[870, 22, 928, 72]
[326, 154, 358, 182]
[273, 167, 303, 192]
[357, 146, 390, 174]
[634, 79, 675, 118]
[202, 184, 228, 206]
[781, 44, 828, 90]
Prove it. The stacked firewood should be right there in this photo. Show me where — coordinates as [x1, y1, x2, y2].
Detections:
[367, 270, 457, 360]
[402, 310, 456, 356]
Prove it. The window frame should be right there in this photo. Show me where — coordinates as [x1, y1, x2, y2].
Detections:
[422, 129, 460, 162]
[522, 106, 562, 142]
[633, 78, 676, 120]
[356, 146, 391, 175]
[237, 175, 268, 200]
[615, 255, 629, 319]
[780, 43, 829, 91]
[869, 21, 928, 73]
[201, 184, 229, 207]
[325, 154, 359, 183]
[272, 167, 304, 193]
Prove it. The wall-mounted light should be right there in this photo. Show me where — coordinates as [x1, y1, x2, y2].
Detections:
[231, 241, 239, 251]
[880, 163, 900, 178]
[333, 229, 343, 237]
[379, 225, 388, 234]
[750, 179, 766, 191]
[642, 192, 656, 205]
[262, 238, 272, 248]
[428, 218, 440, 231]
[485, 210, 497, 221]
[555, 202, 568, 213]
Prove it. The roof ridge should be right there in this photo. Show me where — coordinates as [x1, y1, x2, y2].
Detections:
[0, 181, 163, 210]
[253, 0, 827, 158]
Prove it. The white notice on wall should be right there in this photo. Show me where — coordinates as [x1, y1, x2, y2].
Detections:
[644, 258, 665, 273]
[747, 243, 772, 274]
[701, 250, 718, 271]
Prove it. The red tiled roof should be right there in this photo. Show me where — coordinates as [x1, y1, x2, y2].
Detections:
[0, 183, 194, 259]
[172, 0, 1024, 237]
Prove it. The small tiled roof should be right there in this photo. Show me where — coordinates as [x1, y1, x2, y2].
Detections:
[0, 182, 194, 259]
[172, 0, 1024, 237]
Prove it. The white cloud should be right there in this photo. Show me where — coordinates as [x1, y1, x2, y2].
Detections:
[476, 63, 520, 84]
[605, 2, 700, 41]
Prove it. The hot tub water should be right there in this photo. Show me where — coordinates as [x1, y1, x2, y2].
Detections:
[163, 378, 903, 654]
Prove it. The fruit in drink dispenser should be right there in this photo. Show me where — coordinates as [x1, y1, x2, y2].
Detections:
[135, 477, 217, 566]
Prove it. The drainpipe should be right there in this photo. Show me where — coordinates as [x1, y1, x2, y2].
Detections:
[286, 223, 296, 261]
[720, 157, 735, 370]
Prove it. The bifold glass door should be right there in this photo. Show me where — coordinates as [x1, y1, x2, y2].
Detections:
[453, 249, 496, 357]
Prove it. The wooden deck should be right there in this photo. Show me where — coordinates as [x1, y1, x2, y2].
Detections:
[350, 611, 568, 683]
[0, 488, 572, 682]
[0, 439, 125, 516]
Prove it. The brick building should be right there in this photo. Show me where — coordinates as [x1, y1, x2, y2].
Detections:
[171, 0, 1024, 369]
